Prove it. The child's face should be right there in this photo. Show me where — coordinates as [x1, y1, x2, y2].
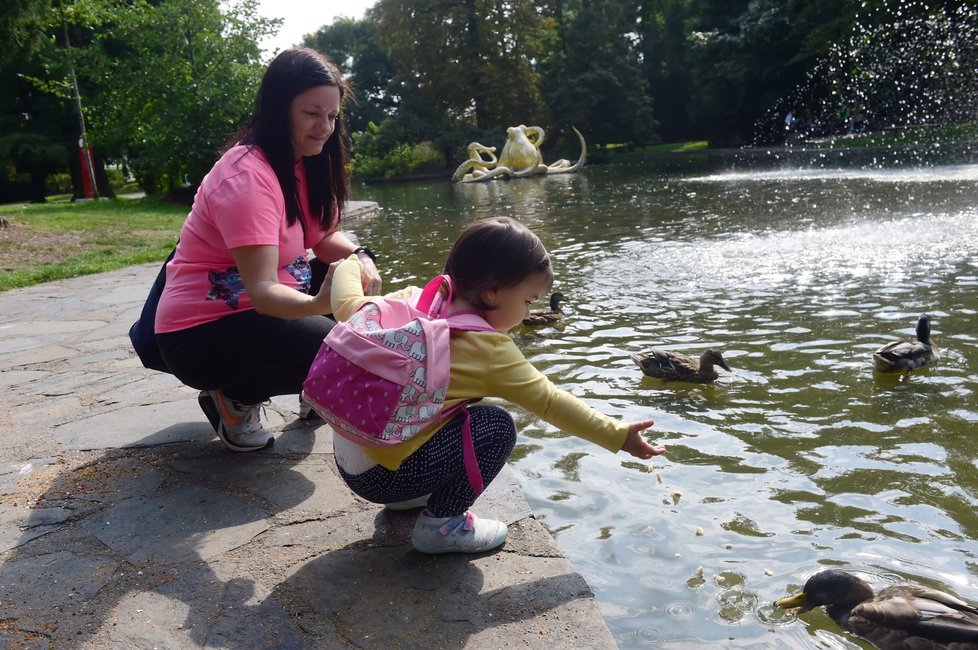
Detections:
[481, 272, 552, 333]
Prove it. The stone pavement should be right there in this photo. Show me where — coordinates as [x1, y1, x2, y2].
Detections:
[0, 206, 617, 649]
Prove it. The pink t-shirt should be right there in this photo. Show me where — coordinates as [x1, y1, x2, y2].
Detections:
[155, 145, 333, 333]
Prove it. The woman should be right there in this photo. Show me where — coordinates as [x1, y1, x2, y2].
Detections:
[156, 48, 381, 452]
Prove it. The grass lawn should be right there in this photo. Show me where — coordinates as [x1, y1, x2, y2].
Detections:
[0, 196, 186, 292]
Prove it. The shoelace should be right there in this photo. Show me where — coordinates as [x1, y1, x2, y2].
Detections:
[231, 400, 268, 433]
[439, 511, 476, 537]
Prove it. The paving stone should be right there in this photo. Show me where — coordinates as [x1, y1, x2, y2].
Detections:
[169, 455, 351, 512]
[0, 550, 118, 619]
[99, 562, 302, 649]
[53, 398, 251, 450]
[81, 484, 269, 565]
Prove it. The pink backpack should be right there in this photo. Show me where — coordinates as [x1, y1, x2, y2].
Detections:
[302, 275, 495, 493]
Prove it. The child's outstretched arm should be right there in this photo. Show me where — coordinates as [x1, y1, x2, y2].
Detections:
[621, 419, 667, 459]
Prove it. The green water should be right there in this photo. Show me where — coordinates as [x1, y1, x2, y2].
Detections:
[347, 153, 978, 648]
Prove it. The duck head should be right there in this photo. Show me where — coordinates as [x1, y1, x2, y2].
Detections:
[915, 313, 931, 344]
[700, 349, 731, 372]
[775, 569, 875, 612]
[549, 292, 565, 312]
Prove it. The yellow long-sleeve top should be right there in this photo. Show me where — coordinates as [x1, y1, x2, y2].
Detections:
[329, 257, 628, 474]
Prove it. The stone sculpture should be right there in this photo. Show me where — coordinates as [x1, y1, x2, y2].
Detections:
[452, 125, 586, 183]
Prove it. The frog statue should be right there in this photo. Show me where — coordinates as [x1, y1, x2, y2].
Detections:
[451, 125, 586, 183]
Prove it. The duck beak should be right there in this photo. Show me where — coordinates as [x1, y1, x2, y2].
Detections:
[720, 361, 732, 372]
[774, 592, 811, 611]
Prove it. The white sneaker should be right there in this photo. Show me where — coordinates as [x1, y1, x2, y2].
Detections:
[208, 389, 273, 452]
[411, 510, 507, 554]
[384, 494, 431, 511]
[298, 395, 321, 421]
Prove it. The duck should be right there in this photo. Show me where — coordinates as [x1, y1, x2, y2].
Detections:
[775, 569, 978, 650]
[523, 292, 565, 327]
[873, 313, 940, 374]
[629, 348, 731, 383]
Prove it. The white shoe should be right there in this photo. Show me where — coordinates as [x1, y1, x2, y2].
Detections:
[208, 389, 273, 452]
[411, 510, 507, 554]
[298, 395, 321, 420]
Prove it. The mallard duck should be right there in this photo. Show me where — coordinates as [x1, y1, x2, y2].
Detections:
[523, 292, 564, 327]
[873, 313, 940, 374]
[629, 348, 731, 383]
[775, 569, 978, 649]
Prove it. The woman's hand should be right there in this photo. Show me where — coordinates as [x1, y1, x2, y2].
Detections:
[620, 419, 667, 459]
[311, 232, 382, 295]
[357, 252, 382, 295]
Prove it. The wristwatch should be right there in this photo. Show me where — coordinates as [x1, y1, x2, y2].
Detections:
[352, 246, 377, 262]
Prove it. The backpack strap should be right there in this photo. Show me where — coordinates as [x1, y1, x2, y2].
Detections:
[441, 400, 485, 495]
[415, 275, 453, 317]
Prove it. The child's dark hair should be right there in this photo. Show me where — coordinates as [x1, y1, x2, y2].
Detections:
[444, 217, 553, 311]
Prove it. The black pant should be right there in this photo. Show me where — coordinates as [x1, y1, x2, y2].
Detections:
[157, 259, 334, 404]
[337, 405, 517, 517]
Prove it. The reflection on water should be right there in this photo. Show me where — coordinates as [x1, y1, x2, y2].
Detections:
[348, 154, 978, 648]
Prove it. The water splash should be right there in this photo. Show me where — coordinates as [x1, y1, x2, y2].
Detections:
[620, 206, 978, 294]
[755, 0, 978, 153]
[690, 163, 978, 183]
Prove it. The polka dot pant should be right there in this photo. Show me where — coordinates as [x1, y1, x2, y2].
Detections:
[337, 404, 517, 517]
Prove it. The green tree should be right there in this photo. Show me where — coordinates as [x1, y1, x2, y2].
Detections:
[77, 0, 277, 195]
[372, 0, 549, 131]
[678, 0, 854, 145]
[0, 133, 66, 203]
[637, 0, 691, 142]
[305, 15, 395, 134]
[1, 0, 116, 200]
[543, 0, 656, 146]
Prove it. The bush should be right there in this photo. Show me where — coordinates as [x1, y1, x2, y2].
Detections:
[47, 173, 73, 194]
[350, 137, 443, 180]
[46, 166, 138, 197]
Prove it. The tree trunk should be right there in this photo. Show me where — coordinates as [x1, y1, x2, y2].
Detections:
[29, 173, 47, 203]
[92, 150, 116, 199]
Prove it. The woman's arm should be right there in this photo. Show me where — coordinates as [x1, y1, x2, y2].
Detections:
[232, 245, 334, 319]
[311, 230, 382, 295]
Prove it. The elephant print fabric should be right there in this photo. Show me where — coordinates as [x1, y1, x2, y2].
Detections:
[301, 289, 493, 449]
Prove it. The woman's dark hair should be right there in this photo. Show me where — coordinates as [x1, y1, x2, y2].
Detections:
[233, 48, 352, 230]
[444, 217, 553, 311]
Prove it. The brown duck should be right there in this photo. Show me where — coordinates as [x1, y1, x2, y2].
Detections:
[630, 348, 731, 383]
[523, 292, 564, 327]
[873, 313, 940, 375]
[776, 569, 978, 649]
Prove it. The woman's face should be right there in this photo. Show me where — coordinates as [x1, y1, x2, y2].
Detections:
[289, 84, 341, 160]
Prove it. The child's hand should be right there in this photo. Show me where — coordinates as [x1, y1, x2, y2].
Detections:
[621, 419, 667, 459]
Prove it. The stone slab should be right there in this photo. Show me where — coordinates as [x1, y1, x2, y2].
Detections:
[81, 484, 269, 565]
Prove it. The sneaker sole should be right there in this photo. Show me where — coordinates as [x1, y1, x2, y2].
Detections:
[198, 391, 221, 433]
[298, 408, 321, 421]
[216, 423, 274, 453]
[411, 529, 507, 554]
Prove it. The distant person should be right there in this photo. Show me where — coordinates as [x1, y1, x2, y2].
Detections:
[327, 216, 667, 554]
[801, 106, 816, 135]
[848, 102, 867, 134]
[155, 48, 382, 452]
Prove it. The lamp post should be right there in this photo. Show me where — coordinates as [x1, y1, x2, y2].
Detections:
[60, 3, 98, 200]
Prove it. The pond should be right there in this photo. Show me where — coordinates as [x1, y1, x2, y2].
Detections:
[345, 150, 978, 648]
